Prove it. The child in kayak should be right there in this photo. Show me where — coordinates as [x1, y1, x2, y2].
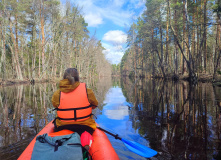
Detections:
[51, 68, 98, 151]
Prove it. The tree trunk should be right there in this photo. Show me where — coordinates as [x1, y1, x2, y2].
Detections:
[0, 28, 6, 79]
[191, 1, 196, 73]
[151, 28, 155, 76]
[196, 0, 200, 75]
[0, 1, 6, 80]
[203, 0, 207, 72]
[174, 0, 178, 74]
[38, 48, 41, 77]
[154, 49, 166, 78]
[32, 23, 37, 79]
[182, 0, 187, 74]
[40, 0, 45, 79]
[160, 26, 165, 77]
[213, 15, 221, 80]
[166, 6, 169, 69]
[9, 17, 23, 80]
[134, 45, 137, 77]
[141, 42, 144, 77]
[133, 26, 137, 78]
[160, 25, 163, 65]
[66, 31, 70, 67]
[167, 0, 197, 83]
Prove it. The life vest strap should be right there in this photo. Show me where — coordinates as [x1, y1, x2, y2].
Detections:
[57, 114, 92, 121]
[55, 105, 93, 111]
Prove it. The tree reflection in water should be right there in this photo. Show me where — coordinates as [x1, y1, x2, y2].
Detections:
[0, 77, 220, 160]
[120, 77, 221, 159]
[0, 77, 112, 160]
[0, 83, 56, 159]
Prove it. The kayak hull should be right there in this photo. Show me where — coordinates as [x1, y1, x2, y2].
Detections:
[18, 121, 119, 160]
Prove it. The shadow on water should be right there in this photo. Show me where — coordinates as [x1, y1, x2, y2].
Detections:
[0, 77, 221, 159]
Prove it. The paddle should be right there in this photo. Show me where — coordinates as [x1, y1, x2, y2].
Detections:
[97, 126, 158, 158]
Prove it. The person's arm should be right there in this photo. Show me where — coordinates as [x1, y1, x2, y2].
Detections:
[51, 90, 60, 108]
[87, 88, 98, 109]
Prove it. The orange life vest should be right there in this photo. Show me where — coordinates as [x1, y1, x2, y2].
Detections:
[56, 83, 92, 122]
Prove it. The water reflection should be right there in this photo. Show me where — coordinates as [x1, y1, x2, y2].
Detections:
[0, 83, 56, 160]
[103, 87, 129, 120]
[96, 85, 148, 159]
[120, 77, 221, 160]
[0, 77, 221, 160]
[0, 78, 112, 160]
[104, 105, 129, 120]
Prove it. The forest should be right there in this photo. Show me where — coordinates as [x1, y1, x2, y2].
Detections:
[1, 0, 221, 86]
[0, 0, 111, 85]
[119, 0, 221, 84]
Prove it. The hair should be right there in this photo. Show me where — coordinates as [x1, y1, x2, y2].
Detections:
[63, 68, 79, 85]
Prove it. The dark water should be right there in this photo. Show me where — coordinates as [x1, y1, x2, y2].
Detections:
[0, 77, 221, 160]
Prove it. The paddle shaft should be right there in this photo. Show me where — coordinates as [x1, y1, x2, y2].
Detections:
[97, 127, 121, 140]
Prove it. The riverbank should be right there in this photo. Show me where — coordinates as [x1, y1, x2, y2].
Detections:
[1, 73, 221, 87]
[0, 78, 58, 87]
[0, 76, 91, 87]
[181, 73, 221, 86]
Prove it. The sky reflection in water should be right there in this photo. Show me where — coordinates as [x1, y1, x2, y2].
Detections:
[96, 87, 149, 160]
[1, 79, 220, 160]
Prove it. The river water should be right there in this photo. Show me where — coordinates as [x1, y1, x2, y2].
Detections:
[0, 77, 220, 160]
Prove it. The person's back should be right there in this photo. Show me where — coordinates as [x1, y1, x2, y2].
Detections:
[51, 68, 98, 151]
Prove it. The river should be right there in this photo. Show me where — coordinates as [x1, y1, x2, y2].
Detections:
[0, 77, 221, 159]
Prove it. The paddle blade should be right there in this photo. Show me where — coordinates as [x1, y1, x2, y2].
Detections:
[122, 138, 157, 158]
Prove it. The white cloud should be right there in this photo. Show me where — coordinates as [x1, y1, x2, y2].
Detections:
[70, 0, 144, 27]
[103, 30, 127, 44]
[66, 0, 145, 64]
[135, 0, 146, 9]
[106, 51, 124, 64]
[113, 0, 125, 7]
[102, 42, 125, 64]
[84, 13, 103, 27]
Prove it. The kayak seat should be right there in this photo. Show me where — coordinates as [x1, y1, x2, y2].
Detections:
[48, 129, 74, 137]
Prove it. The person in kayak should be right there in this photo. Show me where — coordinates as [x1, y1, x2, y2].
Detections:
[51, 68, 98, 150]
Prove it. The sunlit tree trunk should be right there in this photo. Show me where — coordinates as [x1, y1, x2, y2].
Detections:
[32, 22, 37, 79]
[9, 17, 23, 80]
[40, 0, 45, 78]
[0, 0, 6, 80]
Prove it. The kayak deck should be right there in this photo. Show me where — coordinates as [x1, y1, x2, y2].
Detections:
[18, 121, 119, 160]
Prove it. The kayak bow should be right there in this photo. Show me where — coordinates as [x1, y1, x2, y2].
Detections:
[18, 121, 119, 160]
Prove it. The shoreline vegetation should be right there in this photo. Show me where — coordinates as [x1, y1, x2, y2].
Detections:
[0, 76, 87, 87]
[1, 1, 221, 87]
[1, 73, 221, 87]
[118, 0, 221, 84]
[0, 1, 112, 85]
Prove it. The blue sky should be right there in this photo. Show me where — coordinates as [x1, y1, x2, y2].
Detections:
[61, 0, 146, 64]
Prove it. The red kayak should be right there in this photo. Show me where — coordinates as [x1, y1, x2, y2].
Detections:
[18, 121, 119, 160]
